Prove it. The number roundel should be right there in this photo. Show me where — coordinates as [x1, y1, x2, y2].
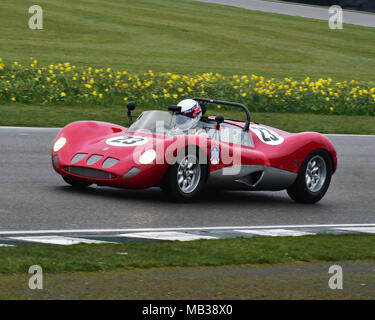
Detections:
[105, 135, 148, 147]
[250, 125, 284, 145]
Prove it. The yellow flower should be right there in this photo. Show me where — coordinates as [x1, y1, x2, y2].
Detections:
[11, 97, 16, 102]
[123, 97, 128, 102]
[60, 92, 66, 97]
[99, 93, 103, 99]
[92, 91, 97, 96]
[152, 94, 158, 99]
[173, 94, 178, 99]
[164, 93, 171, 98]
[325, 97, 330, 101]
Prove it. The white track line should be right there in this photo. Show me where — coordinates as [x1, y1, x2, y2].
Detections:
[8, 236, 112, 245]
[234, 229, 315, 237]
[117, 231, 217, 241]
[1, 223, 375, 236]
[335, 227, 375, 234]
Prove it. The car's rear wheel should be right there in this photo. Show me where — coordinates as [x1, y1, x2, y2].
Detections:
[162, 147, 208, 202]
[62, 176, 92, 188]
[287, 149, 333, 204]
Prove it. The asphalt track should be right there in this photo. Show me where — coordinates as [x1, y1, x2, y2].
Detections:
[196, 0, 375, 28]
[0, 127, 374, 232]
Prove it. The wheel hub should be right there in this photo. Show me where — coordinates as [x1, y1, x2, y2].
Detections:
[305, 155, 327, 193]
[177, 155, 201, 194]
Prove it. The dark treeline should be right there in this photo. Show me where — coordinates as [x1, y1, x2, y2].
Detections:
[281, 0, 375, 12]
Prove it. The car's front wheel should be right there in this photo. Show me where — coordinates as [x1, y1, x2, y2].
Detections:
[62, 176, 92, 188]
[287, 149, 333, 204]
[162, 148, 208, 202]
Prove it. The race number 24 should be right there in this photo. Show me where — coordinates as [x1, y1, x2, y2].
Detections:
[250, 125, 284, 145]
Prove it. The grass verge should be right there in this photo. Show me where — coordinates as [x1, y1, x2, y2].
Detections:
[1, 103, 375, 134]
[1, 234, 375, 274]
[1, 0, 375, 80]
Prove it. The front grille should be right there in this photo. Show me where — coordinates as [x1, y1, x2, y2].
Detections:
[71, 153, 87, 164]
[102, 157, 119, 169]
[86, 154, 103, 165]
[63, 166, 116, 179]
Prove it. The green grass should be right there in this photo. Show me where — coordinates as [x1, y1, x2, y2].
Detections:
[1, 103, 375, 134]
[1, 234, 375, 274]
[1, 0, 375, 80]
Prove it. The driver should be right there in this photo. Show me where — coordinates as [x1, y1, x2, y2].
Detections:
[172, 99, 208, 137]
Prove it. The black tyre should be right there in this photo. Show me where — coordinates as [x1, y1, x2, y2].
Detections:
[62, 176, 92, 188]
[287, 149, 333, 204]
[162, 147, 208, 202]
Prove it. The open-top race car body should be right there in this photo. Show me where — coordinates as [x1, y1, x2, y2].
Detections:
[52, 98, 337, 203]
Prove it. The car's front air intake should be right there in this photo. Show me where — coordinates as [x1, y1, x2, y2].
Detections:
[63, 166, 116, 179]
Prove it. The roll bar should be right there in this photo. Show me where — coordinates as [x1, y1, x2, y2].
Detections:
[193, 98, 251, 132]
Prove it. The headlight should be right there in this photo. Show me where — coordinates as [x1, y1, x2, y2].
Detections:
[53, 137, 67, 152]
[139, 149, 156, 165]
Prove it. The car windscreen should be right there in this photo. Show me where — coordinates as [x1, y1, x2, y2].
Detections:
[128, 110, 172, 135]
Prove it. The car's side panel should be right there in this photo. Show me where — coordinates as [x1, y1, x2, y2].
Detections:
[205, 122, 336, 191]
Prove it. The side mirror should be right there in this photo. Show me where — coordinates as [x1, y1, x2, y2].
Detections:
[215, 114, 224, 130]
[127, 101, 136, 123]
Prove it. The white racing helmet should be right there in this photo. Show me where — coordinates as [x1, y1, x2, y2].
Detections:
[174, 99, 202, 131]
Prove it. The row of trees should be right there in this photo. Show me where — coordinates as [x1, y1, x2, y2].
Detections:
[281, 0, 375, 12]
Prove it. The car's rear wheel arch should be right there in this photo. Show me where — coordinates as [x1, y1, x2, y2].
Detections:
[287, 148, 333, 204]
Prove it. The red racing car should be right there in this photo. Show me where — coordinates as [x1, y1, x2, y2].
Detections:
[52, 98, 337, 203]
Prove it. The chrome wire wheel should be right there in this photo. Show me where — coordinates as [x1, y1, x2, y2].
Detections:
[177, 155, 201, 194]
[305, 155, 327, 193]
